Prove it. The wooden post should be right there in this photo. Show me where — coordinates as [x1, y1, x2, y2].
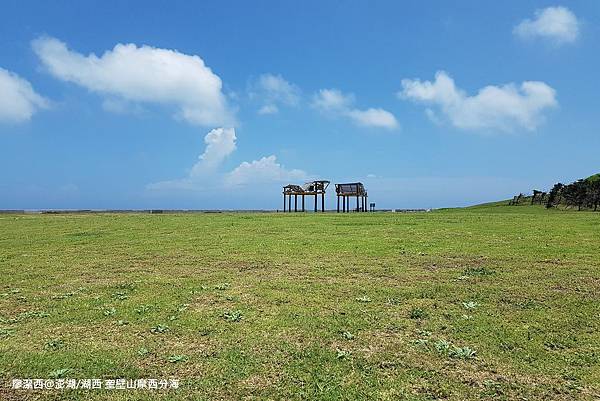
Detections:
[302, 195, 305, 212]
[314, 194, 317, 212]
[337, 196, 340, 213]
[283, 193, 285, 212]
[288, 194, 291, 212]
[294, 194, 297, 212]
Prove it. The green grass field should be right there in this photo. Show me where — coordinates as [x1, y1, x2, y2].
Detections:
[1, 205, 599, 400]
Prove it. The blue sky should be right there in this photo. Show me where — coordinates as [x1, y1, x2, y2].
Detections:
[1, 1, 598, 210]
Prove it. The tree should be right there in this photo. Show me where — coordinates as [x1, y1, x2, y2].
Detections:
[531, 190, 543, 205]
[562, 180, 588, 211]
[589, 180, 600, 211]
[546, 183, 564, 209]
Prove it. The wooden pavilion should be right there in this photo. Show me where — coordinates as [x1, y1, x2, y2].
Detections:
[282, 180, 330, 212]
[335, 182, 368, 213]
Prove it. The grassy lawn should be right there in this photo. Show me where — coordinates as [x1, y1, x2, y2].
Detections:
[1, 205, 599, 400]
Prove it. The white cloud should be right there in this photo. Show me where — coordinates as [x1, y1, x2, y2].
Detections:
[256, 74, 300, 105]
[312, 89, 354, 111]
[147, 127, 306, 191]
[32, 36, 233, 126]
[192, 127, 237, 172]
[346, 108, 399, 130]
[514, 6, 580, 45]
[0, 67, 49, 123]
[312, 88, 398, 130]
[225, 155, 307, 187]
[148, 127, 236, 190]
[258, 104, 278, 115]
[250, 73, 300, 115]
[399, 71, 557, 132]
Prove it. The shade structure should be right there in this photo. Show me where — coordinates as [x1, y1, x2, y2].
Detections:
[335, 182, 368, 213]
[282, 180, 329, 212]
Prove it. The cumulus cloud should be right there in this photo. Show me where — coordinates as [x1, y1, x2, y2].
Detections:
[225, 155, 307, 187]
[249, 73, 300, 115]
[346, 109, 399, 130]
[312, 89, 398, 130]
[32, 36, 233, 126]
[148, 127, 236, 190]
[0, 68, 49, 123]
[399, 71, 557, 132]
[514, 6, 580, 45]
[147, 127, 306, 191]
[192, 127, 237, 172]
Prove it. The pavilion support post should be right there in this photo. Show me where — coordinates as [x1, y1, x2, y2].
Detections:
[288, 194, 291, 212]
[314, 194, 317, 212]
[283, 193, 286, 212]
[337, 196, 340, 213]
[302, 195, 305, 212]
[294, 194, 298, 212]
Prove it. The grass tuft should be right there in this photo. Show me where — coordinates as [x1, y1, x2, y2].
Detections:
[222, 310, 243, 322]
[150, 324, 170, 334]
